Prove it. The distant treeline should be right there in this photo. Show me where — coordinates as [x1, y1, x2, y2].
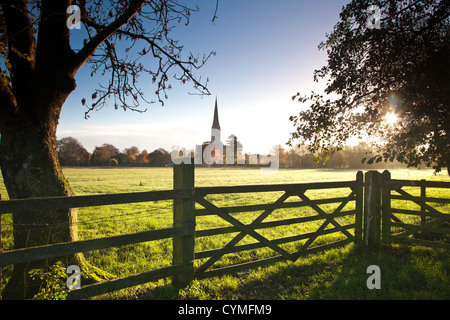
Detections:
[57, 136, 409, 169]
[57, 137, 171, 167]
[277, 144, 408, 170]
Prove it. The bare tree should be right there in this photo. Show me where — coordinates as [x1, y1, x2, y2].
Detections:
[0, 0, 214, 299]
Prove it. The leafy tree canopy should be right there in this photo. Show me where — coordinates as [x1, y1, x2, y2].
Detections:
[289, 0, 450, 175]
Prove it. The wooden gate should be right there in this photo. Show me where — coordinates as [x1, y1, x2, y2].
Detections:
[381, 171, 450, 249]
[192, 172, 364, 279]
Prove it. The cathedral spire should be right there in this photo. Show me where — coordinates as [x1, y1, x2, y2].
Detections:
[211, 96, 221, 143]
[212, 96, 220, 130]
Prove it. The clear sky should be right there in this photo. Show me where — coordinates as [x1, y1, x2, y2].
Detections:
[57, 0, 350, 155]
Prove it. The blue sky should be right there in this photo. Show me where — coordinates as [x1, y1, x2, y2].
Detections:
[57, 0, 350, 155]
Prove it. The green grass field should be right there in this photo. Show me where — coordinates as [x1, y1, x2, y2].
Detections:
[0, 167, 449, 299]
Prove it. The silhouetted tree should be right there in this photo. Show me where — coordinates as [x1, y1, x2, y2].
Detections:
[57, 137, 90, 166]
[148, 148, 171, 166]
[91, 144, 119, 166]
[289, 0, 449, 175]
[122, 146, 140, 165]
[136, 149, 149, 166]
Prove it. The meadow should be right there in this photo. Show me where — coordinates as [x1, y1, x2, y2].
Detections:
[0, 167, 449, 299]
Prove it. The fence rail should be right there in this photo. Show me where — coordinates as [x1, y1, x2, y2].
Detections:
[0, 166, 195, 299]
[0, 189, 191, 214]
[0, 167, 448, 300]
[381, 172, 450, 249]
[192, 172, 363, 279]
[0, 226, 192, 267]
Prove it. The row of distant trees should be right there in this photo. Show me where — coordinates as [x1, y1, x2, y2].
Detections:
[58, 136, 408, 169]
[275, 144, 408, 169]
[57, 137, 171, 167]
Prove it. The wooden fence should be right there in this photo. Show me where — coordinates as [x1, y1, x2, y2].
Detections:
[0, 165, 448, 299]
[192, 171, 363, 280]
[380, 171, 450, 249]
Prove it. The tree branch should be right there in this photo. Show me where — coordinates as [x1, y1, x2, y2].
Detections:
[116, 28, 212, 94]
[66, 1, 213, 116]
[0, 0, 36, 76]
[72, 0, 146, 74]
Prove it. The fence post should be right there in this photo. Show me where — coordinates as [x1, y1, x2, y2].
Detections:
[172, 161, 195, 287]
[381, 170, 391, 244]
[354, 171, 364, 244]
[364, 171, 382, 247]
[420, 179, 426, 226]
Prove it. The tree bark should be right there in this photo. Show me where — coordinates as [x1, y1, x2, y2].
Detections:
[1, 57, 114, 296]
[1, 62, 113, 298]
[0, 84, 80, 298]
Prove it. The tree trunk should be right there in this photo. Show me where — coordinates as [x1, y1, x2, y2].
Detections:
[0, 77, 111, 298]
[0, 102, 83, 298]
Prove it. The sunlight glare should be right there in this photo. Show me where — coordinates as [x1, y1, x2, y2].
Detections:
[385, 113, 398, 126]
[346, 136, 361, 147]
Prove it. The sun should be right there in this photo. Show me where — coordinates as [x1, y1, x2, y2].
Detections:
[385, 112, 398, 126]
[346, 135, 361, 147]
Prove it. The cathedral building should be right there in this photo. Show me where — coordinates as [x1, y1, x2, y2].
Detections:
[195, 97, 226, 165]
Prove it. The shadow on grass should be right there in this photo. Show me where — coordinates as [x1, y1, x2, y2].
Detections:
[244, 244, 449, 300]
[132, 243, 449, 300]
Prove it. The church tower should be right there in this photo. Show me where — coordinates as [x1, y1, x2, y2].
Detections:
[211, 96, 221, 144]
[196, 96, 224, 165]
